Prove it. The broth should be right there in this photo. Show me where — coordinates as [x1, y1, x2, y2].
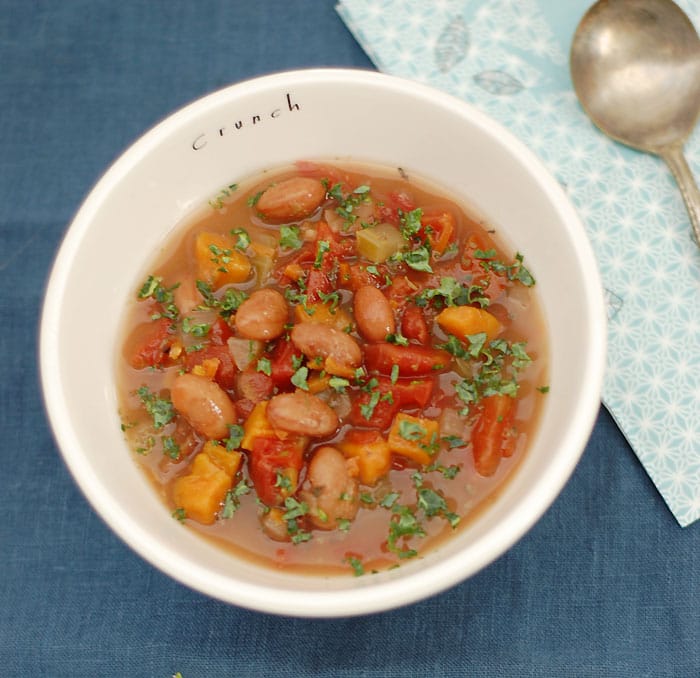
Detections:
[117, 160, 548, 576]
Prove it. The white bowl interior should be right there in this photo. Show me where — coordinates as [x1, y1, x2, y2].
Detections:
[40, 69, 606, 617]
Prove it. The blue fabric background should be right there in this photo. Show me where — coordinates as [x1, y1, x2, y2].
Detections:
[1, 1, 697, 675]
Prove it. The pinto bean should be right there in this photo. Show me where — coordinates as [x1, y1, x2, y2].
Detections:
[267, 391, 339, 437]
[255, 177, 326, 222]
[290, 322, 362, 370]
[353, 285, 395, 342]
[234, 288, 288, 340]
[300, 446, 360, 530]
[170, 373, 237, 440]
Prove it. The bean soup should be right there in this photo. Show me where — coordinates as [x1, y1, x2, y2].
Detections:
[117, 160, 549, 576]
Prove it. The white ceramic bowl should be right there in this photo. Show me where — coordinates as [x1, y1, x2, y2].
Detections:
[40, 69, 606, 617]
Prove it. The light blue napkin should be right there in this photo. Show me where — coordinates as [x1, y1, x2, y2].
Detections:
[337, 0, 700, 526]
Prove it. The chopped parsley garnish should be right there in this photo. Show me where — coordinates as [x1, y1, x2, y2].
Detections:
[256, 357, 272, 376]
[182, 317, 211, 338]
[162, 436, 180, 459]
[398, 419, 427, 441]
[441, 435, 467, 449]
[476, 250, 536, 287]
[136, 386, 174, 430]
[416, 276, 489, 309]
[291, 366, 309, 391]
[247, 190, 263, 207]
[386, 332, 409, 346]
[172, 508, 186, 522]
[398, 208, 423, 240]
[208, 183, 238, 209]
[224, 424, 245, 451]
[387, 504, 425, 559]
[345, 555, 365, 576]
[196, 281, 247, 318]
[329, 376, 350, 392]
[138, 275, 180, 320]
[313, 240, 330, 268]
[279, 225, 303, 250]
[221, 480, 251, 519]
[230, 227, 251, 251]
[360, 389, 381, 421]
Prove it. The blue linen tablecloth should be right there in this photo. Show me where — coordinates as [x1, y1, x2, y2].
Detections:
[1, 1, 698, 676]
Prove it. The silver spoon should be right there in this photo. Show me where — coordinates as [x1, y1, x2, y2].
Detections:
[570, 0, 700, 247]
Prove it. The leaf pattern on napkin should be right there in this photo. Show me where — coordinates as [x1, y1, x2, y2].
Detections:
[605, 289, 623, 320]
[434, 16, 469, 73]
[473, 70, 524, 96]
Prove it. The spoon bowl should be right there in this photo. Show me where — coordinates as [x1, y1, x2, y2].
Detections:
[571, 0, 700, 246]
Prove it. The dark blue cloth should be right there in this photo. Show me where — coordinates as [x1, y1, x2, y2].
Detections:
[1, 1, 697, 676]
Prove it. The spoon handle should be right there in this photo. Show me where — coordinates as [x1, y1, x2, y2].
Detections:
[661, 145, 700, 249]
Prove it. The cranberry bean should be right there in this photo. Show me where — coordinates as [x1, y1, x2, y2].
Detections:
[300, 446, 360, 530]
[170, 373, 237, 440]
[234, 288, 288, 340]
[353, 285, 395, 342]
[267, 391, 339, 438]
[255, 177, 326, 222]
[290, 322, 362, 369]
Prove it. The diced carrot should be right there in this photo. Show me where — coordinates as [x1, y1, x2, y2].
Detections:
[191, 358, 220, 380]
[421, 210, 455, 255]
[306, 372, 331, 394]
[202, 440, 243, 476]
[387, 413, 439, 466]
[435, 305, 501, 341]
[283, 262, 305, 282]
[172, 452, 232, 525]
[241, 401, 278, 451]
[323, 355, 357, 379]
[338, 430, 391, 485]
[295, 302, 353, 332]
[195, 232, 251, 288]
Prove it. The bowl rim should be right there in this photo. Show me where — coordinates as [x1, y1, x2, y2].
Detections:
[39, 67, 607, 617]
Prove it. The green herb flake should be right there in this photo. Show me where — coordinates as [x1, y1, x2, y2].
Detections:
[279, 225, 303, 250]
[172, 508, 186, 522]
[256, 357, 272, 376]
[230, 227, 251, 251]
[224, 424, 245, 451]
[313, 240, 331, 269]
[398, 419, 427, 441]
[291, 366, 310, 391]
[162, 436, 180, 460]
[136, 386, 174, 430]
[345, 555, 365, 576]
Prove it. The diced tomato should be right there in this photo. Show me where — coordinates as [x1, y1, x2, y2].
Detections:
[126, 317, 173, 369]
[420, 209, 456, 255]
[401, 305, 429, 345]
[386, 275, 419, 312]
[184, 344, 237, 391]
[209, 317, 234, 346]
[249, 436, 306, 506]
[462, 234, 507, 303]
[268, 337, 303, 387]
[314, 221, 353, 272]
[339, 262, 387, 292]
[349, 387, 400, 430]
[390, 377, 435, 409]
[364, 343, 451, 377]
[305, 269, 333, 303]
[375, 190, 417, 225]
[471, 394, 516, 476]
[348, 376, 435, 429]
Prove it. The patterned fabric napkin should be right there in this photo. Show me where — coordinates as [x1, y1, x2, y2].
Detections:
[337, 0, 700, 526]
